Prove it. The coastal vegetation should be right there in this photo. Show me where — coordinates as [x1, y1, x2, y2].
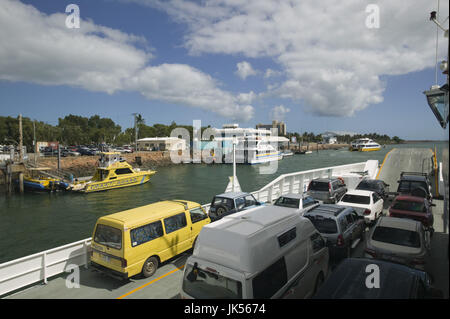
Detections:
[0, 115, 404, 152]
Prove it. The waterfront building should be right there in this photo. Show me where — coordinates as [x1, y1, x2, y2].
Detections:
[255, 120, 287, 136]
[137, 137, 186, 151]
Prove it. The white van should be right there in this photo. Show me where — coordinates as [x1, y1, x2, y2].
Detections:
[180, 205, 329, 299]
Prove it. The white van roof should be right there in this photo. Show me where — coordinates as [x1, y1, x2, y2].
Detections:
[193, 205, 316, 275]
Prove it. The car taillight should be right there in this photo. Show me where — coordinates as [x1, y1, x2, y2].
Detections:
[121, 258, 127, 268]
[365, 248, 376, 257]
[328, 183, 331, 191]
[363, 209, 371, 216]
[337, 234, 344, 246]
[412, 258, 425, 265]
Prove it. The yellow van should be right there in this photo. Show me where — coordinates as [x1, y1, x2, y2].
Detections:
[90, 200, 210, 279]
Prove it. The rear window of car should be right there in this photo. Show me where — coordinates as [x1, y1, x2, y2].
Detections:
[391, 200, 425, 213]
[398, 181, 429, 194]
[94, 224, 122, 250]
[309, 181, 329, 192]
[341, 194, 370, 205]
[372, 226, 421, 248]
[274, 196, 300, 208]
[305, 215, 338, 234]
[213, 197, 233, 209]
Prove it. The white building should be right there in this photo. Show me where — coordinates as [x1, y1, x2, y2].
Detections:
[137, 137, 186, 151]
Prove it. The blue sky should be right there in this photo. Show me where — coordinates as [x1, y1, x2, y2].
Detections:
[0, 0, 448, 140]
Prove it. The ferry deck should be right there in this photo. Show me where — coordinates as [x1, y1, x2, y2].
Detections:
[1, 148, 448, 299]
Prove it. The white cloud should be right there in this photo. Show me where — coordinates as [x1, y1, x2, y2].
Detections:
[235, 61, 258, 79]
[0, 0, 254, 121]
[270, 105, 290, 121]
[264, 68, 282, 78]
[142, 0, 449, 117]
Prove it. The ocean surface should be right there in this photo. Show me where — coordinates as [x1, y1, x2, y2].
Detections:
[0, 142, 447, 263]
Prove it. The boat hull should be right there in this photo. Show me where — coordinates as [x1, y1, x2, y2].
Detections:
[80, 172, 154, 193]
[359, 147, 381, 152]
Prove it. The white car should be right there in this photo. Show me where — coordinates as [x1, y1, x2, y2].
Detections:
[336, 189, 383, 224]
[273, 193, 320, 215]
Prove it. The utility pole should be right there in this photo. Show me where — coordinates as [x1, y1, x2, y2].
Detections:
[18, 114, 23, 162]
[132, 113, 138, 152]
[33, 120, 37, 165]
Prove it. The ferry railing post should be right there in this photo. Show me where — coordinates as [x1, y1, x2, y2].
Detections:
[43, 252, 47, 285]
[84, 240, 89, 269]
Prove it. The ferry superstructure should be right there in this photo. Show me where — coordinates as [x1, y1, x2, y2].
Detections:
[211, 124, 287, 164]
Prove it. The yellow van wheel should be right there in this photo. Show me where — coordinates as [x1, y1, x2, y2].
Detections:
[142, 256, 159, 278]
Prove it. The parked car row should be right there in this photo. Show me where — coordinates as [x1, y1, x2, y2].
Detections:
[312, 171, 441, 298]
[88, 171, 441, 299]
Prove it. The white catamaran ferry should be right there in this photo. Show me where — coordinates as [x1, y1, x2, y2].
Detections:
[350, 138, 381, 152]
[210, 124, 287, 164]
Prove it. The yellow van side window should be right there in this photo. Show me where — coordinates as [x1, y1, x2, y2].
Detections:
[189, 207, 208, 223]
[130, 221, 163, 247]
[164, 213, 187, 234]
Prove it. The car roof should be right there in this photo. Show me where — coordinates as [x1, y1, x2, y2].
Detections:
[358, 179, 384, 185]
[277, 193, 311, 200]
[195, 206, 316, 274]
[304, 204, 347, 217]
[343, 189, 374, 196]
[313, 258, 425, 299]
[214, 192, 249, 199]
[400, 175, 428, 182]
[99, 200, 201, 228]
[393, 195, 426, 203]
[311, 178, 335, 182]
[377, 216, 420, 231]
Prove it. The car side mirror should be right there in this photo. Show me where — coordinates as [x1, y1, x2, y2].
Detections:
[431, 204, 436, 207]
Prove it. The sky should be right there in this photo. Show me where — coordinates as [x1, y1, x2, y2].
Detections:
[0, 0, 448, 140]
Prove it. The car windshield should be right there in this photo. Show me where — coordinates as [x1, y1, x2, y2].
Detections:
[305, 215, 338, 234]
[392, 200, 425, 213]
[309, 181, 329, 191]
[372, 226, 421, 248]
[94, 224, 122, 250]
[183, 264, 242, 299]
[274, 196, 300, 208]
[398, 181, 429, 194]
[341, 194, 370, 205]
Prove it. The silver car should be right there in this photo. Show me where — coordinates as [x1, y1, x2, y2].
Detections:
[307, 178, 347, 204]
[273, 193, 320, 215]
[364, 217, 431, 270]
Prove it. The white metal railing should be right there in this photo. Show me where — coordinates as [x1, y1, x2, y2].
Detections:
[0, 238, 91, 297]
[0, 160, 376, 297]
[250, 161, 377, 203]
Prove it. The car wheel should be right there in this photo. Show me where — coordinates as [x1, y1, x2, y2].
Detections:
[345, 245, 351, 258]
[313, 272, 324, 295]
[142, 256, 158, 278]
[216, 206, 227, 217]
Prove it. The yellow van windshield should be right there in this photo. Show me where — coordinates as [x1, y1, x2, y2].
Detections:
[94, 224, 122, 250]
